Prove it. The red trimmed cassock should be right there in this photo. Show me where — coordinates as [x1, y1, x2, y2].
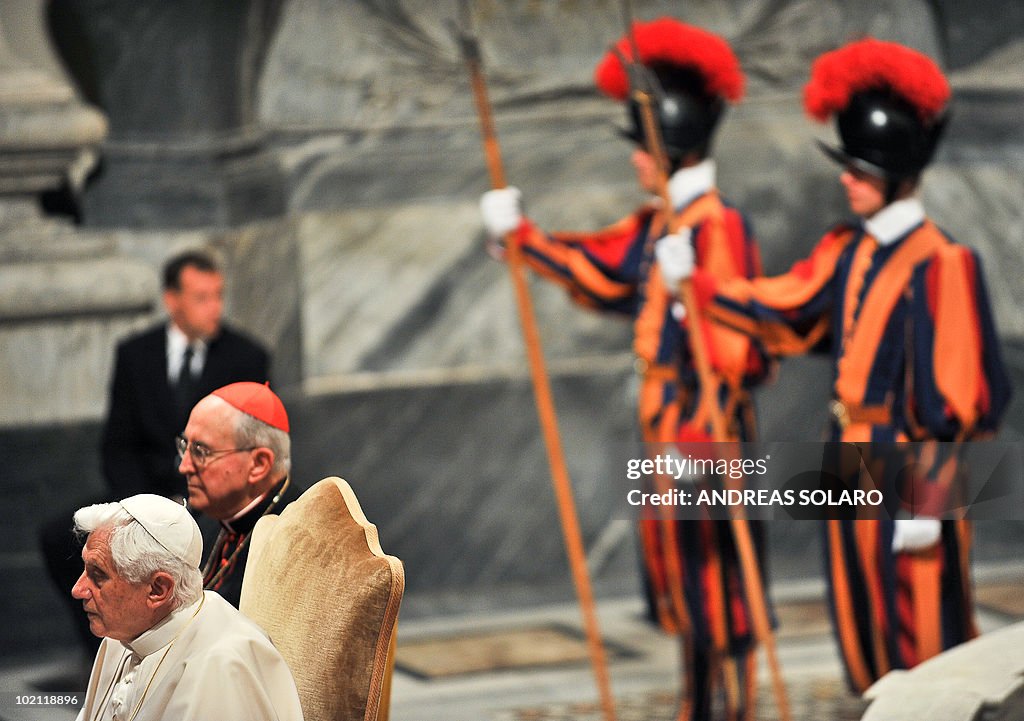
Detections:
[697, 196, 1011, 691]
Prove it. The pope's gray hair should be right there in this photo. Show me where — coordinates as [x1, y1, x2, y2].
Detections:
[73, 502, 203, 608]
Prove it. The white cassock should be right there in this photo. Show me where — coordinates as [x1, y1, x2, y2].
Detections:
[76, 591, 303, 721]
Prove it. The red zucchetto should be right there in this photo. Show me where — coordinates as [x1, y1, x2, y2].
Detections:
[212, 381, 289, 432]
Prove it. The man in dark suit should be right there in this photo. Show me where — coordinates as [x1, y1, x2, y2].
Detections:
[102, 250, 270, 499]
[41, 249, 270, 659]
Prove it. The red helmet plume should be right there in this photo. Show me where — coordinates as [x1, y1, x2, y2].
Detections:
[594, 17, 744, 103]
[803, 38, 949, 123]
[804, 38, 951, 179]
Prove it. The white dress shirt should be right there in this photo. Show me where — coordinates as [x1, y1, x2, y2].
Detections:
[166, 324, 207, 384]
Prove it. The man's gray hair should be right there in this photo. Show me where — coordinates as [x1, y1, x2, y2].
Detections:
[233, 408, 292, 478]
[73, 503, 203, 608]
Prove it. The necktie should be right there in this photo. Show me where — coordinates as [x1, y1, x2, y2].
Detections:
[180, 345, 195, 386]
[174, 345, 197, 420]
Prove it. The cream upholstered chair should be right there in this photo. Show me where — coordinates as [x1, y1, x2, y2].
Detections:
[240, 477, 405, 721]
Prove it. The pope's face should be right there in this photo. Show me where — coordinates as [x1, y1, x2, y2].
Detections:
[71, 528, 154, 642]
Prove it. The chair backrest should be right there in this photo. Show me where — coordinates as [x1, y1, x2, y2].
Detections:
[240, 477, 404, 721]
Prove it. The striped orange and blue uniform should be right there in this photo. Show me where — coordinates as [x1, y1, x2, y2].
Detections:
[701, 217, 1011, 692]
[511, 191, 773, 706]
[511, 192, 769, 440]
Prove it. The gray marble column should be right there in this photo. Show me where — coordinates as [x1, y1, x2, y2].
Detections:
[0, 4, 157, 426]
[0, 13, 104, 229]
[47, 0, 287, 229]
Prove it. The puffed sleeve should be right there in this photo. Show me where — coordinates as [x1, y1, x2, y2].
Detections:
[907, 245, 1012, 439]
[701, 225, 857, 356]
[511, 207, 655, 314]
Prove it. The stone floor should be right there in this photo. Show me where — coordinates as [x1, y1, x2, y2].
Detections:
[386, 562, 1024, 721]
[2, 563, 1021, 721]
[490, 680, 869, 721]
[385, 590, 854, 721]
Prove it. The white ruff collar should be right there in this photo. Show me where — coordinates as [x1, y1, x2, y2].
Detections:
[865, 197, 925, 246]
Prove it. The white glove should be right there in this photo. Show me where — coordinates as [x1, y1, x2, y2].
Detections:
[891, 518, 942, 553]
[655, 230, 695, 287]
[480, 187, 523, 238]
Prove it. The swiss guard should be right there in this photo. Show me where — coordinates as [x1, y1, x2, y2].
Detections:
[479, 17, 772, 721]
[656, 37, 1013, 693]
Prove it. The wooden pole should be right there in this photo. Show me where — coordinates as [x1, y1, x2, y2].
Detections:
[456, 17, 618, 721]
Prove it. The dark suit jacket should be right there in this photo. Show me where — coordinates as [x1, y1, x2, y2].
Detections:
[101, 322, 271, 498]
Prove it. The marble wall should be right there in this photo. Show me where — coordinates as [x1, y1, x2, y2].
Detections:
[47, 0, 288, 227]
[253, 0, 1024, 379]
[18, 0, 1020, 394]
[2, 0, 1023, 658]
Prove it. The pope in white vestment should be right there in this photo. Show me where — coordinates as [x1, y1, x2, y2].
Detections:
[76, 590, 303, 721]
[70, 494, 303, 721]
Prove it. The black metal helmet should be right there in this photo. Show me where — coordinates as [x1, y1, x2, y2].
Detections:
[621, 63, 726, 162]
[804, 38, 951, 181]
[818, 88, 948, 180]
[594, 18, 744, 165]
